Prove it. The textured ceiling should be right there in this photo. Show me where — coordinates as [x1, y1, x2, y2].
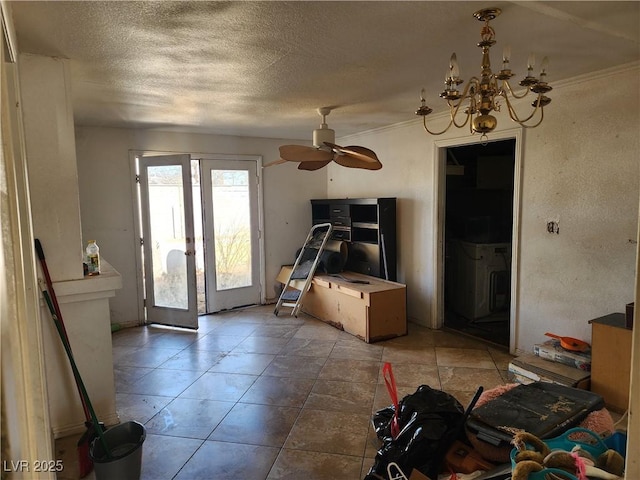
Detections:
[9, 1, 640, 141]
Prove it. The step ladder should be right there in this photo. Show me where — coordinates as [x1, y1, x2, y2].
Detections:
[274, 223, 333, 317]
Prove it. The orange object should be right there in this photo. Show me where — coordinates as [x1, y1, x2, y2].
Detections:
[544, 332, 590, 352]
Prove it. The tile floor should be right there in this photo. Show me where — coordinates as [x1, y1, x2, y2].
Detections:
[56, 305, 515, 480]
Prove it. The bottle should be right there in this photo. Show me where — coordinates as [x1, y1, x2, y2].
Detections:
[86, 240, 100, 276]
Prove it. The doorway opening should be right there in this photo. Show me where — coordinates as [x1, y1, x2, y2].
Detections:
[134, 152, 264, 329]
[443, 139, 515, 347]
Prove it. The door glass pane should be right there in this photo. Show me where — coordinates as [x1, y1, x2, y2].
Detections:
[211, 169, 252, 290]
[147, 165, 188, 309]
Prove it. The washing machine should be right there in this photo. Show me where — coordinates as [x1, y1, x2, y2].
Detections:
[446, 240, 511, 321]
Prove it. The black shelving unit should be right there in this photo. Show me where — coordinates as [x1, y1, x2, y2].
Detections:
[310, 197, 397, 281]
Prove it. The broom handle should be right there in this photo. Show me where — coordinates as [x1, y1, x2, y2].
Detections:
[41, 289, 112, 459]
[35, 239, 91, 421]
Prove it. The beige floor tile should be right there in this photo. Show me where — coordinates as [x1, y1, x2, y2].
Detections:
[240, 375, 315, 407]
[382, 344, 437, 364]
[305, 379, 376, 414]
[284, 409, 369, 456]
[178, 371, 257, 402]
[433, 329, 491, 349]
[267, 449, 362, 480]
[173, 440, 279, 480]
[207, 352, 276, 375]
[319, 357, 380, 383]
[279, 337, 336, 357]
[293, 322, 342, 341]
[208, 403, 300, 447]
[262, 355, 327, 378]
[378, 362, 441, 389]
[436, 347, 497, 369]
[488, 347, 515, 370]
[115, 392, 174, 424]
[330, 342, 384, 361]
[141, 433, 204, 480]
[249, 324, 300, 339]
[145, 397, 234, 439]
[439, 366, 506, 393]
[233, 335, 290, 354]
[157, 349, 227, 372]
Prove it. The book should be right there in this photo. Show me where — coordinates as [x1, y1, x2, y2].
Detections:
[533, 339, 591, 371]
[509, 354, 591, 389]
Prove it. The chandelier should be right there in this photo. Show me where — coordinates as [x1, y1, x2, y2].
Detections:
[415, 8, 552, 142]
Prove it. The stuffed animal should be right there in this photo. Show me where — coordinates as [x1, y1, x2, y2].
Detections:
[511, 432, 624, 480]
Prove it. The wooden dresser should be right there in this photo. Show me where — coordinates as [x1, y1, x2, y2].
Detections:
[588, 313, 632, 412]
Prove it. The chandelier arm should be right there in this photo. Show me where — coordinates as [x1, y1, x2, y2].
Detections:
[422, 116, 454, 136]
[519, 106, 545, 128]
[451, 104, 472, 129]
[449, 78, 479, 128]
[501, 91, 543, 125]
[501, 80, 530, 100]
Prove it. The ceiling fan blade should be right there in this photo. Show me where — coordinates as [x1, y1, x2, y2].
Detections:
[279, 144, 333, 162]
[297, 159, 332, 171]
[263, 158, 288, 168]
[336, 145, 380, 163]
[334, 153, 382, 170]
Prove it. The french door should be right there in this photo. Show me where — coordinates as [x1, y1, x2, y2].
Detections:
[200, 159, 261, 312]
[138, 154, 198, 329]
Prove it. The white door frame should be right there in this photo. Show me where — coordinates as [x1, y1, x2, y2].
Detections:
[130, 150, 266, 324]
[431, 128, 523, 353]
[199, 154, 264, 312]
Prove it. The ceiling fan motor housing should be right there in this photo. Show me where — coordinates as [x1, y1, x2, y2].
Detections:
[313, 125, 335, 149]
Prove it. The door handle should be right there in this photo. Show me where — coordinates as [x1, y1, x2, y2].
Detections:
[184, 250, 195, 256]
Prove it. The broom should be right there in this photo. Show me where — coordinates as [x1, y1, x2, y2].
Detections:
[39, 287, 112, 464]
[34, 239, 105, 477]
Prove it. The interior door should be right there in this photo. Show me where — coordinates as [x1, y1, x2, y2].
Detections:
[200, 159, 261, 312]
[138, 154, 198, 328]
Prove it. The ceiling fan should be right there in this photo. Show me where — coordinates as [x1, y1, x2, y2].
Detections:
[266, 107, 382, 171]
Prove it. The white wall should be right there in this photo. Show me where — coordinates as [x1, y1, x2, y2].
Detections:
[328, 65, 640, 353]
[75, 127, 327, 327]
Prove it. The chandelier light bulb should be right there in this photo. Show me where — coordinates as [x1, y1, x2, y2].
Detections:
[540, 56, 549, 74]
[450, 53, 460, 78]
[502, 45, 511, 63]
[527, 52, 536, 71]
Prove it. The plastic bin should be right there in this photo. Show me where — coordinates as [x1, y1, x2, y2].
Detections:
[510, 427, 624, 480]
[90, 421, 146, 480]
